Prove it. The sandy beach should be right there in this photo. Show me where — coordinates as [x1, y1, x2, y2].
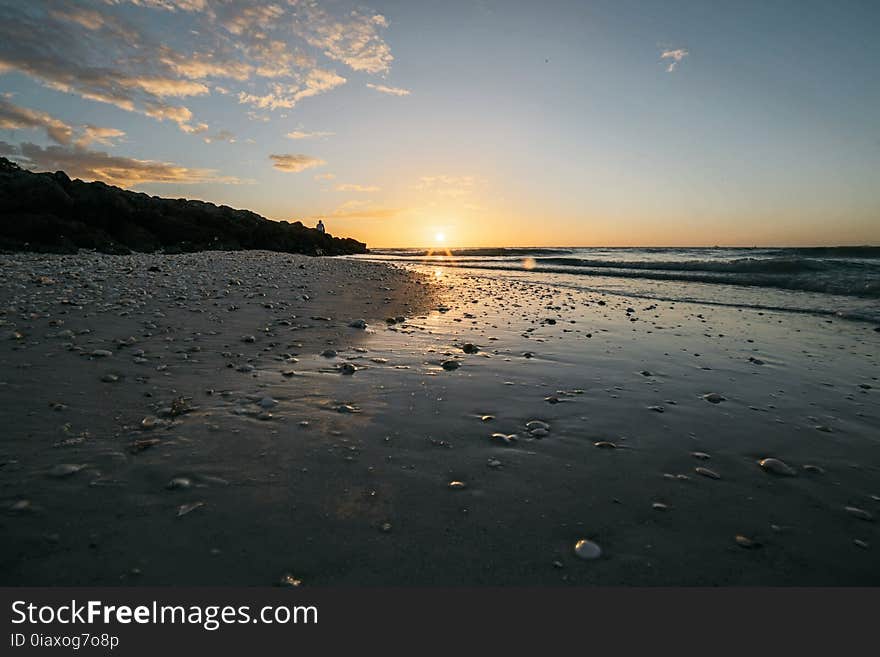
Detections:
[1, 251, 877, 585]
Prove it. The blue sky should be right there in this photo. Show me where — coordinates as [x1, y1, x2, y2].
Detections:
[1, 0, 878, 246]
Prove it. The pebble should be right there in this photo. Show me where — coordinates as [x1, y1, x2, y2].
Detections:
[349, 319, 367, 329]
[320, 349, 337, 358]
[339, 362, 356, 375]
[573, 538, 602, 560]
[258, 397, 278, 409]
[448, 481, 467, 490]
[490, 433, 518, 446]
[695, 467, 721, 480]
[487, 459, 502, 468]
[593, 441, 617, 449]
[90, 349, 113, 358]
[691, 452, 711, 460]
[48, 463, 85, 478]
[529, 428, 549, 438]
[758, 457, 797, 476]
[441, 360, 460, 371]
[735, 535, 760, 549]
[702, 393, 726, 404]
[525, 420, 550, 431]
[462, 343, 479, 354]
[101, 373, 120, 383]
[177, 501, 205, 517]
[278, 573, 303, 587]
[166, 477, 192, 490]
[845, 506, 873, 521]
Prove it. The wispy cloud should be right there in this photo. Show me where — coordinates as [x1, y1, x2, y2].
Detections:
[314, 172, 336, 181]
[336, 183, 380, 192]
[415, 175, 476, 197]
[76, 125, 126, 147]
[269, 153, 326, 173]
[0, 98, 125, 147]
[0, 0, 400, 134]
[0, 98, 74, 144]
[203, 129, 236, 144]
[366, 83, 411, 97]
[287, 130, 335, 140]
[1, 141, 239, 187]
[660, 48, 689, 72]
[331, 199, 400, 219]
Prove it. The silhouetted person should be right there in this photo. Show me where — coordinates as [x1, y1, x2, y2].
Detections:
[316, 219, 325, 234]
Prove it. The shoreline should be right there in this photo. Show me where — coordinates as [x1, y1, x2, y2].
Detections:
[1, 251, 878, 585]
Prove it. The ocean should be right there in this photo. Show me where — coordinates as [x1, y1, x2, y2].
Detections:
[357, 246, 880, 323]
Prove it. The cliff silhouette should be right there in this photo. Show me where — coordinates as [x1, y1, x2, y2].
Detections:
[0, 157, 365, 255]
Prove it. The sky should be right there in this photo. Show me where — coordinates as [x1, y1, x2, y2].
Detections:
[1, 0, 878, 248]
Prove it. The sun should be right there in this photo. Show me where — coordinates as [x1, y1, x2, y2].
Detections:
[435, 232, 446, 243]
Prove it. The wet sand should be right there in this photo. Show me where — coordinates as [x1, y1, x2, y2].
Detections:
[1, 251, 878, 585]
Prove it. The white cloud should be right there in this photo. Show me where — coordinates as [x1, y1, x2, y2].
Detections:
[3, 141, 239, 187]
[336, 183, 380, 192]
[269, 153, 326, 173]
[366, 83, 411, 97]
[287, 130, 335, 140]
[660, 48, 689, 72]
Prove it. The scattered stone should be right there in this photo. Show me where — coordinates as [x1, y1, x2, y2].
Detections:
[845, 506, 874, 521]
[339, 362, 356, 375]
[349, 319, 367, 329]
[758, 457, 797, 476]
[695, 466, 721, 480]
[177, 501, 205, 517]
[702, 393, 726, 404]
[490, 433, 518, 446]
[278, 573, 303, 587]
[166, 477, 192, 490]
[448, 480, 467, 490]
[573, 538, 602, 560]
[593, 441, 617, 449]
[462, 343, 479, 354]
[90, 349, 113, 358]
[441, 360, 460, 371]
[48, 463, 85, 478]
[735, 535, 761, 549]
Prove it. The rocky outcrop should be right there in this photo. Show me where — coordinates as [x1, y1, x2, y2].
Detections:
[0, 157, 366, 255]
